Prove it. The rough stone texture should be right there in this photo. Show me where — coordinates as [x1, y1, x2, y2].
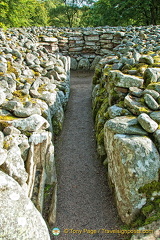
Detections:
[92, 33, 160, 235]
[108, 71, 144, 88]
[138, 113, 158, 133]
[129, 87, 143, 97]
[143, 89, 159, 99]
[78, 58, 90, 70]
[7, 25, 158, 70]
[0, 171, 50, 240]
[150, 111, 160, 123]
[12, 114, 50, 132]
[0, 27, 71, 239]
[105, 116, 147, 135]
[1, 145, 28, 187]
[104, 129, 160, 224]
[144, 93, 159, 110]
[144, 68, 160, 86]
[124, 94, 151, 115]
[108, 105, 131, 118]
[139, 55, 154, 65]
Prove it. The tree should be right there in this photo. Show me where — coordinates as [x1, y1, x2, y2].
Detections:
[83, 0, 160, 27]
[0, 0, 49, 28]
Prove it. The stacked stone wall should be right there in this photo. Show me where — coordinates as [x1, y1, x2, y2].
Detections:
[92, 26, 160, 239]
[0, 28, 70, 239]
[24, 25, 160, 70]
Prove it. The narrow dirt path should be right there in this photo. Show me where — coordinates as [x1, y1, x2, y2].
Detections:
[51, 71, 128, 240]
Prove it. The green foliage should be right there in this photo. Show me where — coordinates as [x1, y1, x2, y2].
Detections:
[81, 0, 160, 27]
[0, 0, 49, 28]
[0, 0, 159, 28]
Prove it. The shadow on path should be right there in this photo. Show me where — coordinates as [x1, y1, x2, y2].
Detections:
[51, 70, 128, 240]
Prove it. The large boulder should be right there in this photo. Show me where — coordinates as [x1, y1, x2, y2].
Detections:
[0, 171, 50, 240]
[104, 127, 160, 224]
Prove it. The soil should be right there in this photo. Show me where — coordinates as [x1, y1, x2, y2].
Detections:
[47, 70, 129, 240]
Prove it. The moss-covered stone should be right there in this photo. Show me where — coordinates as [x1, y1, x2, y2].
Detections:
[97, 128, 106, 157]
[92, 88, 108, 120]
[0, 116, 18, 130]
[0, 115, 18, 121]
[7, 61, 19, 78]
[130, 181, 160, 227]
[147, 82, 160, 93]
[12, 90, 31, 103]
[135, 63, 148, 76]
[92, 67, 102, 85]
[95, 98, 109, 133]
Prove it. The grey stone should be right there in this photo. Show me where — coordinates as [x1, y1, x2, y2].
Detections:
[12, 114, 50, 132]
[46, 69, 61, 81]
[70, 57, 78, 70]
[12, 50, 22, 59]
[0, 62, 7, 73]
[143, 89, 159, 99]
[25, 53, 37, 66]
[1, 145, 28, 186]
[144, 68, 160, 86]
[0, 90, 6, 105]
[112, 62, 123, 70]
[108, 105, 131, 118]
[127, 70, 138, 75]
[85, 35, 99, 41]
[124, 94, 151, 115]
[129, 87, 143, 97]
[147, 82, 160, 93]
[3, 100, 23, 111]
[90, 56, 102, 70]
[22, 68, 34, 77]
[78, 58, 90, 70]
[120, 57, 135, 65]
[137, 113, 158, 133]
[139, 55, 154, 65]
[13, 106, 41, 118]
[0, 171, 51, 240]
[144, 93, 159, 110]
[0, 109, 12, 117]
[0, 148, 7, 165]
[108, 70, 144, 88]
[104, 129, 160, 224]
[133, 51, 141, 62]
[153, 129, 160, 152]
[0, 131, 4, 148]
[3, 133, 30, 162]
[150, 111, 160, 123]
[3, 126, 21, 135]
[41, 36, 58, 43]
[54, 65, 65, 74]
[24, 40, 35, 49]
[105, 116, 147, 135]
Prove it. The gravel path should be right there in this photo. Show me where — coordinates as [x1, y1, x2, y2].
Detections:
[51, 71, 128, 240]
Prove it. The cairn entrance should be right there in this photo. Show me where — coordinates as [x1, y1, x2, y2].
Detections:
[51, 71, 127, 240]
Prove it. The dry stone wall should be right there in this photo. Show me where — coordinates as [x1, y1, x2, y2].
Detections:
[92, 26, 160, 239]
[0, 28, 70, 239]
[33, 25, 160, 70]
[2, 25, 160, 71]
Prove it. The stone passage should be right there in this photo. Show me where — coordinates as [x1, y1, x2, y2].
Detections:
[51, 71, 127, 240]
